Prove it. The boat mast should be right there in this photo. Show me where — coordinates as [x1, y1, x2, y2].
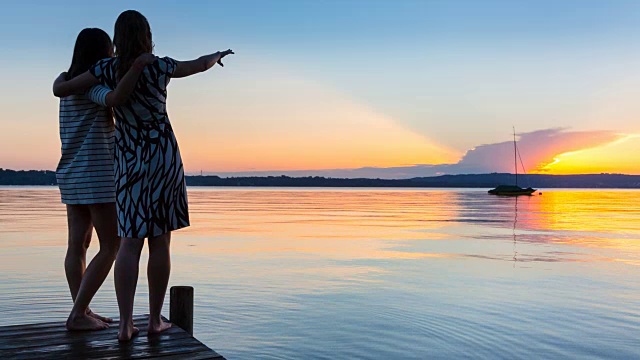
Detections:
[513, 126, 518, 187]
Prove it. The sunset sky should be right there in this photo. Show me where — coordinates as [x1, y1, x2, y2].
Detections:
[0, 0, 638, 177]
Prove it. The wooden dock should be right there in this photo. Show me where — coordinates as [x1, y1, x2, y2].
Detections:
[0, 286, 225, 359]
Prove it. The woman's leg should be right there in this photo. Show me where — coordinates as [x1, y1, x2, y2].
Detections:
[115, 236, 144, 341]
[147, 232, 172, 334]
[64, 204, 108, 330]
[66, 203, 120, 330]
[64, 204, 92, 302]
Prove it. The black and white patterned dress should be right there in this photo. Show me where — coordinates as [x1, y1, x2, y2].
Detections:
[90, 57, 189, 238]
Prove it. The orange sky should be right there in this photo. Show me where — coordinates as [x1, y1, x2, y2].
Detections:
[534, 135, 640, 175]
[0, 57, 637, 177]
[172, 76, 460, 172]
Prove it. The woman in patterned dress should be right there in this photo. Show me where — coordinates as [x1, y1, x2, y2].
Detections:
[55, 10, 233, 341]
[52, 28, 155, 331]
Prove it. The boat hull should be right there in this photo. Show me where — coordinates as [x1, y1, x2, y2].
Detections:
[488, 186, 536, 196]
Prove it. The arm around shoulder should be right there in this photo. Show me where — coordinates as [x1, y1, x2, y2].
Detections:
[103, 53, 157, 106]
[53, 71, 99, 97]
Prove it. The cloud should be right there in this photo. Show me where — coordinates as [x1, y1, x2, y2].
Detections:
[456, 128, 620, 173]
[203, 128, 625, 178]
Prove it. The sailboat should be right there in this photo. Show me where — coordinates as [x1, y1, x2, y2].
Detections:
[488, 127, 536, 196]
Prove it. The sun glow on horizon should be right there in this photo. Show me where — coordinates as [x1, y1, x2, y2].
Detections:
[533, 134, 640, 175]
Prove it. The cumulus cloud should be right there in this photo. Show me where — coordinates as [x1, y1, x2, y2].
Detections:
[455, 128, 620, 173]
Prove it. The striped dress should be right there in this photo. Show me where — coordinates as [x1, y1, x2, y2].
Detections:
[56, 85, 115, 205]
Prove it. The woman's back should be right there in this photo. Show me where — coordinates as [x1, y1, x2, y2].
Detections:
[90, 55, 188, 238]
[91, 57, 176, 126]
[56, 87, 115, 204]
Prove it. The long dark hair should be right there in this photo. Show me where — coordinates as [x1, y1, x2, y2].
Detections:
[114, 10, 153, 80]
[66, 28, 113, 80]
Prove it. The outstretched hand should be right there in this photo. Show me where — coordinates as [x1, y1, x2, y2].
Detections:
[217, 49, 234, 67]
[172, 50, 235, 78]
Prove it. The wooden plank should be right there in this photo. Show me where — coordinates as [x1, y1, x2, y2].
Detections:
[17, 338, 212, 360]
[0, 315, 149, 331]
[17, 329, 193, 354]
[0, 315, 149, 338]
[6, 336, 223, 360]
[18, 344, 204, 359]
[0, 321, 60, 333]
[0, 326, 189, 351]
[152, 351, 225, 360]
[0, 316, 173, 343]
[0, 324, 178, 348]
[2, 326, 175, 353]
[1, 315, 225, 360]
[76, 342, 212, 360]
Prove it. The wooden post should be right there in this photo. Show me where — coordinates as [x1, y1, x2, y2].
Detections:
[170, 286, 194, 336]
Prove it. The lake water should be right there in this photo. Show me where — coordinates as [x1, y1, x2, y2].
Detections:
[1, 187, 639, 359]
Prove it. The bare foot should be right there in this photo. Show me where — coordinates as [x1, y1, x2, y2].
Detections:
[86, 308, 113, 323]
[66, 313, 109, 331]
[118, 321, 140, 342]
[148, 318, 172, 335]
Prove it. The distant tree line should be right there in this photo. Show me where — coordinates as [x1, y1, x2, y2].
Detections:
[1, 168, 639, 188]
[0, 168, 57, 185]
[187, 173, 640, 188]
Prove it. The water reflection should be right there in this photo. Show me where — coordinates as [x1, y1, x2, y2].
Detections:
[181, 189, 460, 263]
[513, 197, 518, 267]
[1, 187, 640, 359]
[449, 190, 640, 265]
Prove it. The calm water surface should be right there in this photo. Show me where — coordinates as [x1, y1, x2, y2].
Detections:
[1, 187, 639, 359]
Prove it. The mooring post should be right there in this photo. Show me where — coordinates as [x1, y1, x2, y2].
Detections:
[170, 285, 194, 336]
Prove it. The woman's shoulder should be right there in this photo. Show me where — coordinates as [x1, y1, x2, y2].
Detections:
[91, 57, 117, 80]
[155, 56, 177, 73]
[95, 57, 116, 67]
[157, 56, 176, 64]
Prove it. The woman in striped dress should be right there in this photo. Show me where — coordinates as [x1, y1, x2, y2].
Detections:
[55, 10, 233, 341]
[53, 28, 155, 331]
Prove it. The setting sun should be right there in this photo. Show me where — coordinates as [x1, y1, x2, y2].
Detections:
[534, 135, 640, 175]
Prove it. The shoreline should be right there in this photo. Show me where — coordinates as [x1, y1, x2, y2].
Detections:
[2, 169, 640, 188]
[2, 185, 639, 190]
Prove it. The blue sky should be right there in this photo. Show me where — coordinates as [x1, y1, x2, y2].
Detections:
[1, 1, 639, 174]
